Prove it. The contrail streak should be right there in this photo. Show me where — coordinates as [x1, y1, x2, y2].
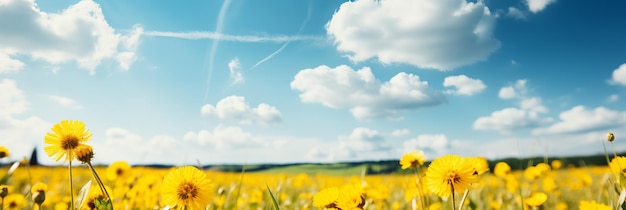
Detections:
[144, 31, 322, 43]
[204, 0, 232, 103]
[250, 2, 313, 70]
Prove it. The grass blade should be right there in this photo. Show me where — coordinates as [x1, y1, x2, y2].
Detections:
[266, 185, 280, 210]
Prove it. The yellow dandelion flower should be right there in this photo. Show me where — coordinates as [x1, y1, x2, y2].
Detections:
[400, 150, 427, 170]
[44, 120, 92, 162]
[0, 146, 9, 159]
[556, 202, 568, 210]
[75, 144, 94, 164]
[468, 156, 489, 175]
[31, 182, 47, 205]
[313, 187, 339, 208]
[525, 192, 547, 207]
[425, 154, 478, 198]
[579, 200, 611, 210]
[551, 160, 562, 170]
[609, 156, 626, 174]
[336, 183, 364, 210]
[107, 161, 131, 181]
[161, 166, 213, 210]
[493, 162, 511, 178]
[4, 194, 26, 210]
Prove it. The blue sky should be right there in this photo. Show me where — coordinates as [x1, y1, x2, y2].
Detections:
[2, 0, 626, 165]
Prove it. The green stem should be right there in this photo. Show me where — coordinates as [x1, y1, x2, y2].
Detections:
[87, 163, 111, 201]
[69, 161, 74, 210]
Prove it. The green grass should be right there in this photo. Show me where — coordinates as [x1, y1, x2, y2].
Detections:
[252, 163, 368, 176]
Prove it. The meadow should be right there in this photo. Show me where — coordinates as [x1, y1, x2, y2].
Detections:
[0, 120, 624, 210]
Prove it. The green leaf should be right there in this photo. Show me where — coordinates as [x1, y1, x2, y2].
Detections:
[266, 185, 280, 210]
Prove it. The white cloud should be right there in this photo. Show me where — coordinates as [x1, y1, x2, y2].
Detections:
[313, 127, 393, 161]
[527, 0, 557, 13]
[498, 79, 527, 100]
[201, 96, 281, 124]
[533, 106, 626, 135]
[291, 65, 447, 120]
[443, 75, 486, 96]
[506, 7, 527, 20]
[608, 94, 619, 102]
[0, 79, 28, 117]
[0, 0, 141, 74]
[403, 134, 449, 157]
[474, 96, 552, 133]
[184, 125, 273, 150]
[0, 50, 25, 73]
[610, 63, 626, 86]
[326, 0, 500, 70]
[49, 95, 82, 109]
[228, 58, 244, 84]
[391, 128, 410, 137]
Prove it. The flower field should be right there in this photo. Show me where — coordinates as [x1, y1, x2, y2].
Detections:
[0, 120, 624, 210]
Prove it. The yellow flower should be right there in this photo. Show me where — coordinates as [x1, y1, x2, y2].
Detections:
[608, 132, 615, 142]
[75, 144, 94, 164]
[425, 154, 478, 198]
[400, 150, 427, 170]
[44, 120, 92, 162]
[579, 200, 611, 210]
[0, 146, 9, 159]
[336, 184, 364, 210]
[31, 182, 47, 205]
[313, 187, 339, 208]
[107, 161, 131, 181]
[161, 166, 213, 210]
[3, 194, 26, 210]
[493, 162, 511, 177]
[609, 156, 626, 174]
[468, 157, 489, 175]
[551, 160, 562, 170]
[525, 192, 547, 207]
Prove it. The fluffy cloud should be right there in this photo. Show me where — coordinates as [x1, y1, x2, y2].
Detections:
[326, 0, 500, 70]
[310, 128, 393, 161]
[228, 58, 244, 84]
[0, 50, 25, 73]
[403, 134, 449, 157]
[498, 79, 527, 100]
[506, 7, 527, 20]
[475, 80, 552, 133]
[391, 128, 410, 137]
[201, 96, 282, 124]
[474, 97, 552, 133]
[0, 79, 50, 163]
[527, 0, 557, 13]
[291, 65, 447, 120]
[0, 0, 142, 74]
[607, 94, 619, 102]
[184, 125, 276, 150]
[533, 106, 626, 135]
[610, 63, 626, 86]
[49, 95, 82, 109]
[443, 75, 486, 96]
[0, 79, 29, 116]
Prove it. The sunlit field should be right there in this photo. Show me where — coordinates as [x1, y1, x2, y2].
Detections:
[0, 121, 623, 210]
